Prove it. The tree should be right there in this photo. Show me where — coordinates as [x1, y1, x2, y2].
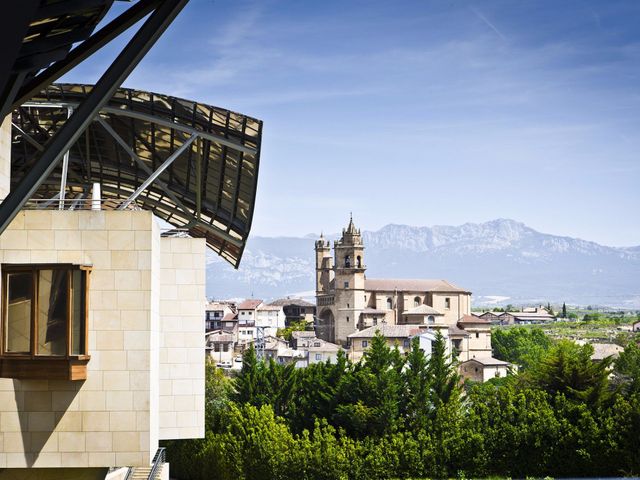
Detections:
[492, 327, 552, 370]
[234, 344, 262, 405]
[614, 341, 640, 395]
[562, 302, 567, 319]
[402, 336, 431, 430]
[427, 330, 461, 409]
[546, 302, 555, 316]
[524, 340, 613, 409]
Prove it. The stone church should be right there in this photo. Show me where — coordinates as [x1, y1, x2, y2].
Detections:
[315, 217, 495, 366]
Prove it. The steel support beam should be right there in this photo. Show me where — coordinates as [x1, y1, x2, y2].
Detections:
[23, 102, 257, 155]
[95, 115, 194, 218]
[59, 107, 73, 209]
[118, 134, 196, 210]
[0, 0, 188, 235]
[13, 0, 161, 109]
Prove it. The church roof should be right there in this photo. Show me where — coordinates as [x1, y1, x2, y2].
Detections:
[458, 314, 490, 324]
[348, 324, 421, 339]
[461, 357, 510, 367]
[402, 305, 443, 316]
[365, 278, 470, 294]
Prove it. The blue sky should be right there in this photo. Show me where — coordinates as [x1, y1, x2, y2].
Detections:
[62, 0, 640, 246]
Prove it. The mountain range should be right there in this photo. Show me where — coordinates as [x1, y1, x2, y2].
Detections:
[206, 219, 640, 309]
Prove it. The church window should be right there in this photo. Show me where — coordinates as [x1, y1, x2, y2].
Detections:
[346, 316, 349, 322]
[344, 281, 349, 288]
[356, 256, 362, 268]
[475, 332, 479, 338]
[386, 298, 392, 309]
[445, 297, 451, 309]
[344, 255, 351, 268]
[414, 296, 420, 307]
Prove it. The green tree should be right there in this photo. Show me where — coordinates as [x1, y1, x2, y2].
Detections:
[234, 344, 263, 405]
[524, 340, 613, 409]
[427, 330, 461, 410]
[402, 336, 431, 430]
[562, 302, 567, 318]
[492, 327, 552, 370]
[615, 341, 640, 394]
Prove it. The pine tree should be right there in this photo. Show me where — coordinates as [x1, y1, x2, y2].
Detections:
[562, 302, 567, 318]
[234, 344, 261, 404]
[403, 336, 431, 430]
[427, 331, 461, 410]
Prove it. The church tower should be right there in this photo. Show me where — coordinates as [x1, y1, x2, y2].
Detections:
[315, 233, 333, 295]
[333, 215, 366, 343]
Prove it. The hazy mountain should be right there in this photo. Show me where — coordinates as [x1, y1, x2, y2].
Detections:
[206, 219, 640, 308]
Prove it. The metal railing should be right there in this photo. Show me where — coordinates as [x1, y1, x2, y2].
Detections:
[22, 197, 141, 211]
[124, 447, 166, 480]
[148, 447, 166, 480]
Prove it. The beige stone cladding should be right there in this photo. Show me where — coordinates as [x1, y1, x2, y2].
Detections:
[158, 237, 205, 440]
[0, 210, 159, 468]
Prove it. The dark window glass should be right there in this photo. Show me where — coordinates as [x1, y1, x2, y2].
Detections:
[37, 269, 68, 356]
[6, 273, 33, 353]
[71, 270, 86, 355]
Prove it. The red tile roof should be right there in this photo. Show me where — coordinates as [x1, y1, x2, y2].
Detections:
[237, 299, 263, 310]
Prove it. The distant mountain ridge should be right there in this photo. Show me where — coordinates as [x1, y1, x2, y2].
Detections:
[207, 219, 640, 308]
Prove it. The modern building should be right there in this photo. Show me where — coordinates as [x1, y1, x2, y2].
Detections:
[293, 335, 342, 365]
[0, 3, 263, 476]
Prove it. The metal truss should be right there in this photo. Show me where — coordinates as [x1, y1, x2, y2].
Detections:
[12, 83, 263, 267]
[0, 0, 188, 238]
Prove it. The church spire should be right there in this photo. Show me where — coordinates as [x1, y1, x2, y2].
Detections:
[345, 212, 357, 234]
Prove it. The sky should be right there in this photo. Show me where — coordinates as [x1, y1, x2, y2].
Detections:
[61, 0, 640, 247]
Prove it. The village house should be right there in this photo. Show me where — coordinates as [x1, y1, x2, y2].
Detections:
[269, 298, 316, 326]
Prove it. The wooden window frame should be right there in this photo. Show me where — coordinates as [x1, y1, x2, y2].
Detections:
[0, 263, 91, 381]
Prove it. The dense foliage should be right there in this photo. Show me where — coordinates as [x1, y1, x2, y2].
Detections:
[165, 331, 640, 479]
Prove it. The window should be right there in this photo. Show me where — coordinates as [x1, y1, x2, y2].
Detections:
[314, 342, 321, 347]
[346, 316, 349, 322]
[1, 264, 90, 380]
[315, 353, 322, 361]
[427, 315, 435, 324]
[214, 343, 221, 352]
[414, 296, 420, 307]
[362, 340, 368, 348]
[356, 256, 362, 268]
[344, 255, 351, 268]
[475, 332, 479, 338]
[344, 281, 349, 288]
[445, 297, 451, 309]
[386, 297, 392, 309]
[403, 339, 410, 348]
[223, 343, 229, 352]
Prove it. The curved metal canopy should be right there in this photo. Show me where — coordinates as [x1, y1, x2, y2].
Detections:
[12, 83, 263, 268]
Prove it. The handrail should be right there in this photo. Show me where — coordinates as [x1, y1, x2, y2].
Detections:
[148, 447, 166, 480]
[124, 447, 166, 480]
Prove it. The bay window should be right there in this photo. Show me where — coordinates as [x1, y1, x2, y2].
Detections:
[1, 264, 90, 380]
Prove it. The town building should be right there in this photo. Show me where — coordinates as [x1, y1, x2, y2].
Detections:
[315, 217, 473, 345]
[476, 308, 556, 325]
[205, 301, 236, 332]
[293, 335, 342, 365]
[459, 357, 510, 382]
[268, 298, 316, 326]
[205, 331, 236, 365]
[317, 217, 507, 379]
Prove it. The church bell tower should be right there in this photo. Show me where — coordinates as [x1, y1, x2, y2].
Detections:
[333, 214, 366, 343]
